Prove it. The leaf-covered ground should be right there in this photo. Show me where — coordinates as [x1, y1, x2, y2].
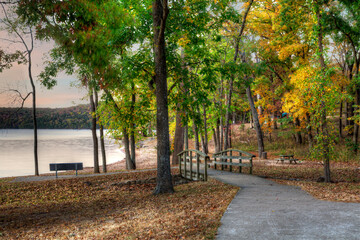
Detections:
[0, 169, 238, 239]
[252, 161, 360, 203]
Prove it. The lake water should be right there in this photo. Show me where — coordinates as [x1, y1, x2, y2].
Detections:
[0, 129, 125, 178]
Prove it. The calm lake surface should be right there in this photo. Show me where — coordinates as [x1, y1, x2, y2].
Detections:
[0, 129, 125, 178]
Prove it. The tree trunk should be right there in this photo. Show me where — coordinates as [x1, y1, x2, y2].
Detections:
[184, 124, 189, 150]
[94, 91, 107, 173]
[353, 89, 360, 152]
[250, 113, 254, 128]
[130, 127, 136, 169]
[123, 128, 135, 170]
[130, 85, 136, 169]
[202, 105, 209, 154]
[219, 81, 224, 151]
[213, 129, 219, 153]
[223, 0, 254, 151]
[171, 110, 184, 165]
[339, 100, 343, 139]
[229, 124, 232, 148]
[89, 89, 99, 174]
[215, 119, 220, 152]
[246, 86, 265, 158]
[224, 78, 233, 150]
[99, 125, 107, 173]
[220, 116, 224, 151]
[28, 50, 39, 176]
[316, 3, 331, 182]
[295, 117, 303, 144]
[193, 119, 200, 151]
[306, 113, 313, 149]
[153, 0, 174, 194]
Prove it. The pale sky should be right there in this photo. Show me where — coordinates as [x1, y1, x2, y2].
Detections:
[0, 5, 87, 109]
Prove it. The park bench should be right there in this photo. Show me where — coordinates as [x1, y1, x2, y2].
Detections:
[49, 162, 83, 178]
[276, 155, 298, 164]
[212, 149, 255, 174]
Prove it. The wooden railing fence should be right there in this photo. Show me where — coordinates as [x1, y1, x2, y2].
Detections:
[213, 149, 255, 174]
[178, 149, 209, 181]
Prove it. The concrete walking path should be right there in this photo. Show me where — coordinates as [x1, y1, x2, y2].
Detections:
[208, 169, 360, 240]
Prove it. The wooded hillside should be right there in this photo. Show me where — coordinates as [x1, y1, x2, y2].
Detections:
[0, 105, 92, 129]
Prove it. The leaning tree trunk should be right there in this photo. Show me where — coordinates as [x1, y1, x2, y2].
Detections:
[89, 88, 100, 174]
[246, 86, 265, 158]
[224, 79, 233, 150]
[153, 0, 174, 194]
[224, 0, 254, 151]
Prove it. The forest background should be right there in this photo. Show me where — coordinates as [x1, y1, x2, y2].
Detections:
[1, 0, 360, 189]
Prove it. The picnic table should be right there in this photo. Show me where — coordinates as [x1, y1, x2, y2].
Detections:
[276, 155, 298, 164]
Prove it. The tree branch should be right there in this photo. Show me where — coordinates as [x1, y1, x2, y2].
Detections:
[233, 0, 254, 62]
[0, 37, 23, 44]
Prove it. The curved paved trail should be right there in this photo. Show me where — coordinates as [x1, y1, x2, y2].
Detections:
[208, 169, 360, 240]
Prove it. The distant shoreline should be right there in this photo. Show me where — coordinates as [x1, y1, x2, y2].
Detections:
[0, 129, 125, 178]
[1, 137, 158, 180]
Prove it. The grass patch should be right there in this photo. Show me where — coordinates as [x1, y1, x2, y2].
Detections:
[0, 170, 238, 239]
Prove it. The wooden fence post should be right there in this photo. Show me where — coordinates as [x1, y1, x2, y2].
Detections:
[204, 156, 208, 181]
[196, 153, 200, 180]
[229, 150, 233, 172]
[184, 152, 187, 179]
[190, 152, 193, 180]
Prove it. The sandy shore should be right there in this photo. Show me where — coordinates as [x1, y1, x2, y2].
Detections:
[105, 137, 158, 172]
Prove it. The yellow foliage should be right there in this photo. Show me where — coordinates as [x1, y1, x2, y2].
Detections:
[282, 66, 346, 121]
[278, 43, 307, 61]
[282, 66, 314, 119]
[177, 35, 191, 47]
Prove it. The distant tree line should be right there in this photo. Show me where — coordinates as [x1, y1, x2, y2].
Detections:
[0, 104, 92, 129]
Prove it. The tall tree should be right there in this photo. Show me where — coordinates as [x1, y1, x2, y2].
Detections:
[327, 0, 360, 151]
[1, 4, 39, 175]
[224, 0, 254, 151]
[89, 86, 100, 174]
[152, 0, 174, 194]
[314, 0, 331, 182]
[94, 90, 107, 173]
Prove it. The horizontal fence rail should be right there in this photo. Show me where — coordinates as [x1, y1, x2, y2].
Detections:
[212, 149, 255, 174]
